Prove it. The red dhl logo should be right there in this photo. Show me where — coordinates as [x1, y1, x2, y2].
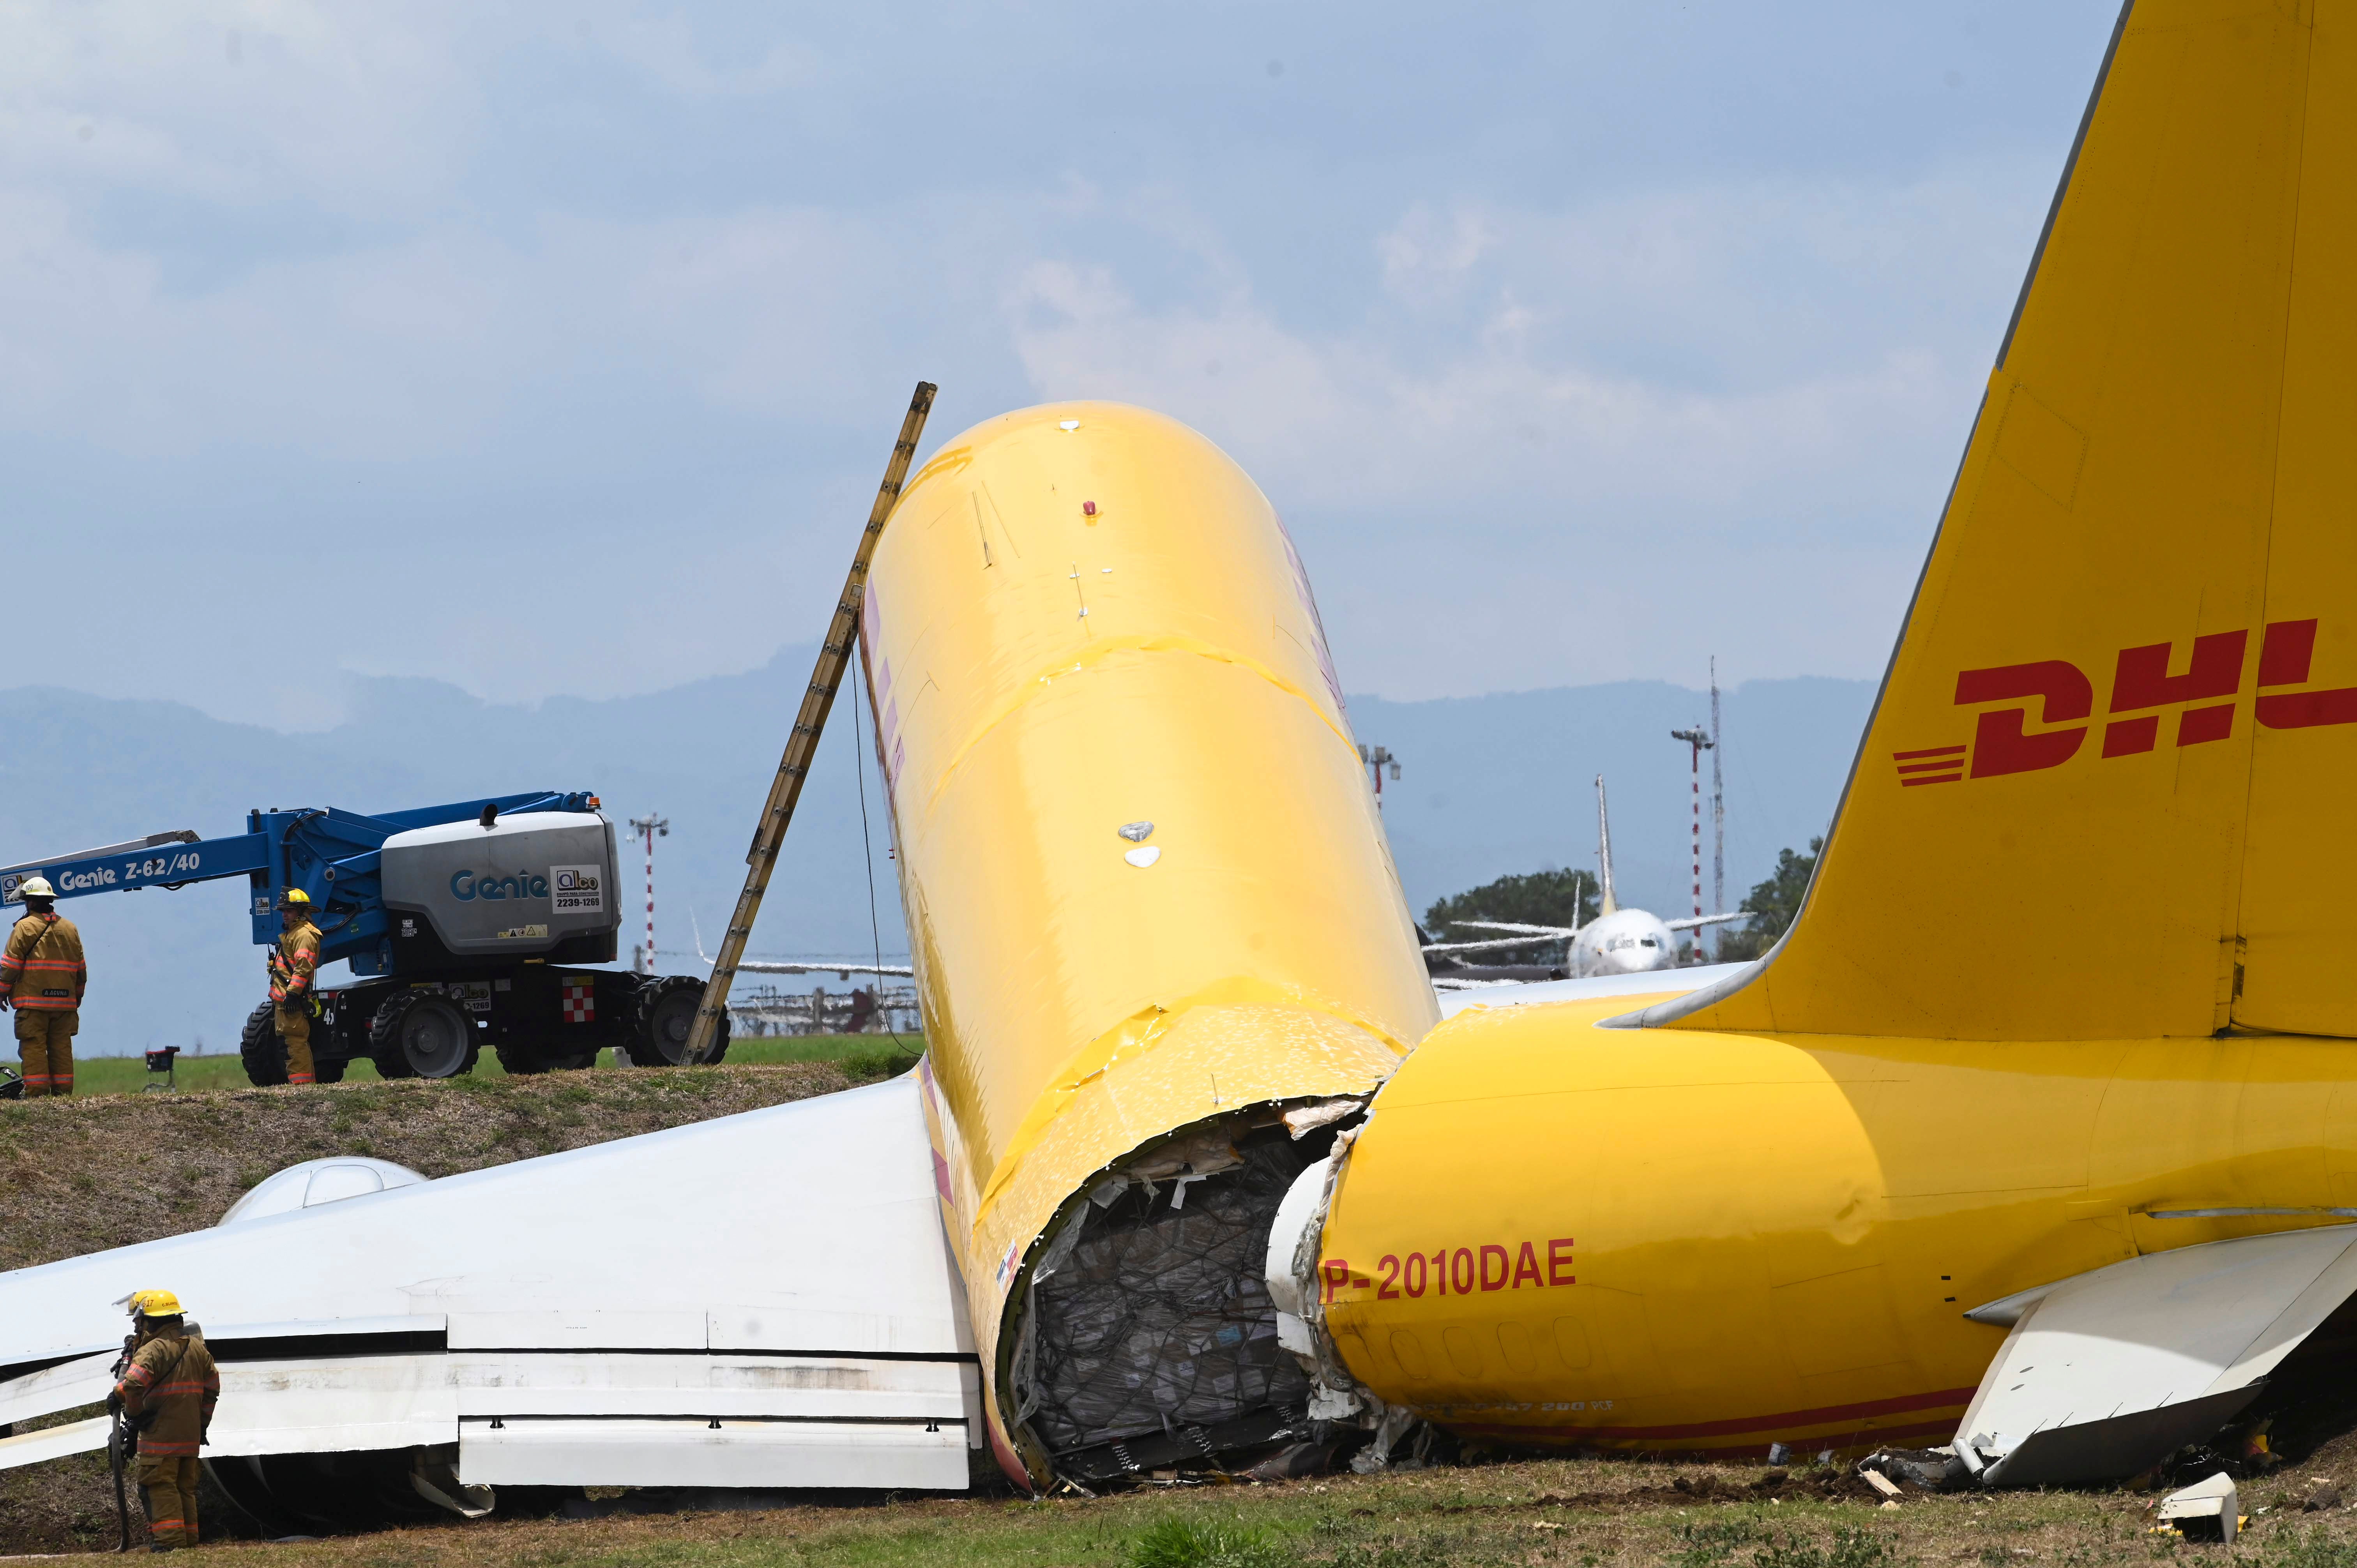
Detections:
[1897, 618, 2357, 786]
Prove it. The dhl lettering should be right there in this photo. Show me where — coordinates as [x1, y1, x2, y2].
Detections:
[2255, 619, 2357, 728]
[1324, 1239, 1574, 1304]
[1954, 660, 2091, 778]
[1898, 620, 2357, 786]
[2104, 629, 2244, 755]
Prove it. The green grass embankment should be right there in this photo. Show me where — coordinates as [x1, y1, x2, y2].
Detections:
[50, 1033, 918, 1097]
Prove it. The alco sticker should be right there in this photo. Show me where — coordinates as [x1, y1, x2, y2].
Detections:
[551, 865, 606, 915]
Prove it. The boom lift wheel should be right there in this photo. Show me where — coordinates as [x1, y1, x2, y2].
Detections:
[629, 976, 730, 1067]
[241, 1002, 351, 1085]
[239, 1002, 287, 1087]
[369, 992, 481, 1080]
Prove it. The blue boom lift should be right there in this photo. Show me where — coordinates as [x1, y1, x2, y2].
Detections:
[0, 792, 727, 1084]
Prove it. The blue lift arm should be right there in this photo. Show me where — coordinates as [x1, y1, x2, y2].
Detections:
[0, 791, 600, 970]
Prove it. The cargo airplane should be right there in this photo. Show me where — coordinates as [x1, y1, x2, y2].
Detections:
[0, 0, 2348, 1515]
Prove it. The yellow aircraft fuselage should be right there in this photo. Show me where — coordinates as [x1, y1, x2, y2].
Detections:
[1319, 996, 2357, 1455]
[861, 401, 1439, 1484]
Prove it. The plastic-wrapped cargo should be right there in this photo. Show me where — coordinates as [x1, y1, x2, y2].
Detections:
[1019, 1136, 1314, 1480]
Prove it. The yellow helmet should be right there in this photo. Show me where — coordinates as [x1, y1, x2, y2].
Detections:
[277, 889, 313, 909]
[125, 1289, 183, 1319]
[16, 876, 54, 900]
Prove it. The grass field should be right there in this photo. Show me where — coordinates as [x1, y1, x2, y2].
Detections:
[48, 1032, 919, 1096]
[16, 1447, 2357, 1567]
[6, 1049, 2353, 1565]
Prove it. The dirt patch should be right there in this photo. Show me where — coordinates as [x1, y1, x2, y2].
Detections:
[0, 1063, 853, 1273]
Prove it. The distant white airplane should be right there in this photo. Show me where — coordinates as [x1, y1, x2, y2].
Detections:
[1422, 775, 1742, 980]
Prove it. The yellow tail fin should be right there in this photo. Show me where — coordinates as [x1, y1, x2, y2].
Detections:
[1665, 0, 2357, 1041]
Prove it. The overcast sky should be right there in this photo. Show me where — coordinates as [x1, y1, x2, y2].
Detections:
[0, 3, 2120, 730]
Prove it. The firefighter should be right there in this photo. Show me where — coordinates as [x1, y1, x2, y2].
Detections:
[0, 877, 85, 1097]
[268, 890, 321, 1086]
[112, 1289, 218, 1551]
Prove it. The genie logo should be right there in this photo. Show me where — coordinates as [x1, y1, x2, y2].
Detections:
[1895, 618, 2357, 786]
[450, 869, 550, 902]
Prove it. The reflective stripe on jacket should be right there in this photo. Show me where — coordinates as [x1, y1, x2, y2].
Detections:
[0, 915, 84, 1010]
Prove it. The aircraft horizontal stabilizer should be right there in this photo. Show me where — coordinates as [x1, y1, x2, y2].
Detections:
[0, 1077, 981, 1499]
[1956, 1225, 2357, 1486]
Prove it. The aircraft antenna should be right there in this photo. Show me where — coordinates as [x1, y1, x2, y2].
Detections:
[1710, 657, 1724, 959]
[1595, 775, 1618, 915]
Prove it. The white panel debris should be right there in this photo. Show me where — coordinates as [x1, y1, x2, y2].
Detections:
[2157, 1472, 2240, 1542]
[1956, 1224, 2357, 1486]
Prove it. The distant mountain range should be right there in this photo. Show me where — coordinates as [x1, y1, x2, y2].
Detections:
[0, 653, 1874, 1055]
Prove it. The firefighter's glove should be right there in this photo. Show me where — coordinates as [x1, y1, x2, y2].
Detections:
[104, 1390, 122, 1414]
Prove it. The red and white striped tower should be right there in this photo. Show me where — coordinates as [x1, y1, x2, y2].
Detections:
[628, 813, 668, 975]
[1670, 728, 1713, 963]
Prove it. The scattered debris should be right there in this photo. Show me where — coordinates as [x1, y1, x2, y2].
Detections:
[1859, 1446, 1968, 1492]
[2155, 1471, 2241, 1543]
[1861, 1469, 1903, 1501]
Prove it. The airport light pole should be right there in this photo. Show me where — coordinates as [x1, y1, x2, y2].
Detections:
[628, 813, 668, 976]
[1670, 728, 1714, 963]
[1709, 658, 1725, 960]
[1358, 745, 1400, 812]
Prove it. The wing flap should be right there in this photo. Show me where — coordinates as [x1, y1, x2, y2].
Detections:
[1960, 1225, 2357, 1485]
[0, 1417, 106, 1468]
[456, 1416, 967, 1489]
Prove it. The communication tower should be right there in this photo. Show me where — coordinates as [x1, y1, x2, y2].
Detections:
[628, 812, 669, 976]
[1669, 726, 1714, 963]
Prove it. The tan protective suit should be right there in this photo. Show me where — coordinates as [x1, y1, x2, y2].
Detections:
[0, 911, 83, 1096]
[268, 918, 321, 1085]
[116, 1323, 219, 1549]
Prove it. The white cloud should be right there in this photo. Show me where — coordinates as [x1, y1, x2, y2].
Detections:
[0, 2, 2094, 720]
[1005, 168, 2037, 524]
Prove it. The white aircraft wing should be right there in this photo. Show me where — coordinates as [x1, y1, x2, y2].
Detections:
[1447, 920, 1579, 937]
[1957, 1225, 2357, 1486]
[0, 1076, 978, 1497]
[1420, 935, 1567, 955]
[1663, 912, 1744, 932]
[1435, 963, 1753, 1018]
[732, 959, 915, 976]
